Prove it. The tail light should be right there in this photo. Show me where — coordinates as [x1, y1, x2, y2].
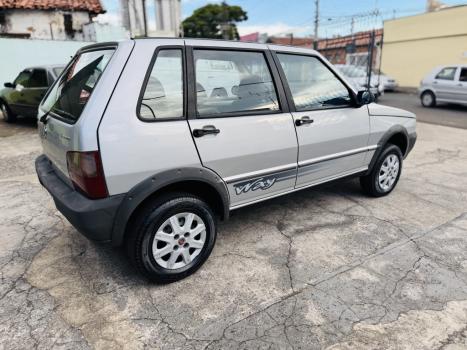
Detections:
[66, 151, 108, 199]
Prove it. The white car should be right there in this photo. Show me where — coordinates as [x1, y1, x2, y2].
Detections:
[334, 64, 382, 97]
[419, 65, 467, 107]
[374, 72, 398, 92]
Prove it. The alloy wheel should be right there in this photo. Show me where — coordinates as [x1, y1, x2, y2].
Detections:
[152, 212, 206, 270]
[378, 154, 400, 192]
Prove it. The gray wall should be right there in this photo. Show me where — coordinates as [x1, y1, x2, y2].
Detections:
[0, 38, 91, 84]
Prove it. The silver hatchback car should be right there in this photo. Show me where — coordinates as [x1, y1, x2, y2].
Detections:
[419, 65, 467, 107]
[35, 39, 416, 282]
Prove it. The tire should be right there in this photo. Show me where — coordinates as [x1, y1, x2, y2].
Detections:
[126, 192, 217, 283]
[360, 144, 403, 197]
[0, 101, 17, 123]
[421, 91, 436, 107]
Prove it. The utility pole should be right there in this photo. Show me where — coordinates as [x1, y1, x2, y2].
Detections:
[313, 0, 319, 49]
[350, 16, 355, 37]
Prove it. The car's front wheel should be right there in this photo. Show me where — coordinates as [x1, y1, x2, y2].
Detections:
[360, 144, 403, 197]
[0, 102, 17, 123]
[421, 91, 436, 107]
[127, 192, 217, 283]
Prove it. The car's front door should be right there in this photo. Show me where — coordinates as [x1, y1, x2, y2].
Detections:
[22, 69, 49, 117]
[273, 51, 371, 188]
[433, 66, 459, 101]
[8, 69, 48, 117]
[187, 44, 298, 209]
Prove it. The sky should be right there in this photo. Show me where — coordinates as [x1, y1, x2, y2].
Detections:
[97, 0, 467, 38]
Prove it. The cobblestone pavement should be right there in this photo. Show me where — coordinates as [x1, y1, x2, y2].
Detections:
[0, 119, 466, 349]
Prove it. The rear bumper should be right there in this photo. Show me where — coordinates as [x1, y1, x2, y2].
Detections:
[35, 155, 124, 242]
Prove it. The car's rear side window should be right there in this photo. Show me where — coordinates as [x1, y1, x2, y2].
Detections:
[41, 49, 114, 123]
[194, 50, 280, 118]
[139, 49, 184, 120]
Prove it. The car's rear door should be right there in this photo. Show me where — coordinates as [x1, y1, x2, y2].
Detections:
[455, 67, 467, 103]
[271, 47, 371, 188]
[186, 41, 298, 209]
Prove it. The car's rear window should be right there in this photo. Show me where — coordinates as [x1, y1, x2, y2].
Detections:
[41, 49, 114, 123]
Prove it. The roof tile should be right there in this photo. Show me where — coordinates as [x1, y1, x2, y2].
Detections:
[0, 0, 105, 15]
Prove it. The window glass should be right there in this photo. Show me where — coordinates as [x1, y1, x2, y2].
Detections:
[277, 54, 352, 111]
[14, 70, 32, 87]
[41, 49, 114, 123]
[459, 68, 467, 82]
[29, 69, 48, 87]
[194, 50, 280, 117]
[436, 67, 457, 80]
[53, 67, 64, 77]
[139, 49, 183, 120]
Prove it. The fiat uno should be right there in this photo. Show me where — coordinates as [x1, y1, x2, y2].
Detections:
[35, 39, 416, 282]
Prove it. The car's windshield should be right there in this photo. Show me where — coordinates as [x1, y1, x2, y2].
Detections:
[338, 66, 367, 78]
[41, 49, 114, 123]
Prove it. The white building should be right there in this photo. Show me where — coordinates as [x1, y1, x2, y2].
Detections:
[120, 0, 181, 38]
[0, 0, 105, 40]
[153, 0, 181, 37]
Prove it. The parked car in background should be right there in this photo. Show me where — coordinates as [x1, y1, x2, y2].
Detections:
[35, 39, 416, 282]
[335, 64, 382, 98]
[419, 65, 467, 107]
[0, 65, 64, 123]
[374, 71, 398, 92]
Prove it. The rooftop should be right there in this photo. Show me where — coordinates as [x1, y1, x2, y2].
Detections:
[0, 0, 105, 15]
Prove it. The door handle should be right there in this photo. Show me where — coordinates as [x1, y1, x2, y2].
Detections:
[457, 83, 463, 87]
[193, 125, 220, 138]
[433, 81, 438, 84]
[295, 116, 314, 127]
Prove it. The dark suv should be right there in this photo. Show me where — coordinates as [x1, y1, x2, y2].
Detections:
[0, 65, 64, 123]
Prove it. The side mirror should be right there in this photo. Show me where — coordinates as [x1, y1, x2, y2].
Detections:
[356, 90, 375, 106]
[4, 82, 14, 88]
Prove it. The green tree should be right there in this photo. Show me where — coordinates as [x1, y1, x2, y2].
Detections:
[182, 2, 248, 40]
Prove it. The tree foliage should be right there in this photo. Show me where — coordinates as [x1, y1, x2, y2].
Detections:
[182, 2, 248, 40]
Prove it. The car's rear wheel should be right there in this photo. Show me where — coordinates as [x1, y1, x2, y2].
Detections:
[421, 91, 436, 107]
[126, 192, 217, 283]
[360, 144, 403, 197]
[0, 102, 17, 123]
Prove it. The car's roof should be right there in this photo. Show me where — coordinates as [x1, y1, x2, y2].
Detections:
[79, 38, 320, 55]
[23, 64, 65, 71]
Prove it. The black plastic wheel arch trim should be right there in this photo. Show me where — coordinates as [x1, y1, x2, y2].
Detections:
[366, 126, 415, 176]
[111, 167, 230, 246]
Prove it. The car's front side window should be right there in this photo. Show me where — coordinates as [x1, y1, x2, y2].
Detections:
[435, 67, 457, 80]
[194, 49, 280, 118]
[277, 53, 352, 111]
[139, 49, 184, 120]
[14, 71, 32, 88]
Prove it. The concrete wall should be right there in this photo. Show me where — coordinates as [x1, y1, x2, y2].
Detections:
[0, 38, 90, 84]
[0, 10, 92, 40]
[381, 6, 467, 88]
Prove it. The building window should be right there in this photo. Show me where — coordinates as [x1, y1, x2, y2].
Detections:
[64, 14, 74, 38]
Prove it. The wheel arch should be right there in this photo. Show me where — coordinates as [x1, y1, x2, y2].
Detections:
[420, 88, 436, 98]
[367, 126, 410, 175]
[111, 167, 230, 246]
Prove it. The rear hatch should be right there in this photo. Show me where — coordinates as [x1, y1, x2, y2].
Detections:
[37, 43, 131, 185]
